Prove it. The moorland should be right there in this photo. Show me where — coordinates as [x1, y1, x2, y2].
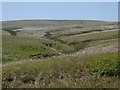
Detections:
[2, 20, 119, 88]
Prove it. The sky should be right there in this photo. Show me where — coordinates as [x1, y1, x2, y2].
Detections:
[2, 2, 118, 21]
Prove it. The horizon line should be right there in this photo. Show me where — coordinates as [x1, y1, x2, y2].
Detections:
[1, 19, 118, 22]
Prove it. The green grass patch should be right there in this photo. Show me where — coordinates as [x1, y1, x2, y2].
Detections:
[87, 53, 119, 76]
[2, 35, 58, 63]
[68, 41, 89, 51]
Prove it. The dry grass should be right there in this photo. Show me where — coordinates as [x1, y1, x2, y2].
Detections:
[62, 30, 118, 44]
[2, 52, 119, 88]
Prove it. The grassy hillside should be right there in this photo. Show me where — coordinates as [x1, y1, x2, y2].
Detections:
[3, 52, 119, 88]
[2, 35, 58, 63]
[2, 20, 119, 88]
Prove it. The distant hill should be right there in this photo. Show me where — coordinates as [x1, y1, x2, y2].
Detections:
[2, 20, 116, 30]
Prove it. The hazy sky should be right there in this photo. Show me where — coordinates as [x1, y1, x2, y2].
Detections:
[2, 2, 118, 21]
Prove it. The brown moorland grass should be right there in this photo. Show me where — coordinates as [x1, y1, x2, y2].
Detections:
[62, 30, 118, 44]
